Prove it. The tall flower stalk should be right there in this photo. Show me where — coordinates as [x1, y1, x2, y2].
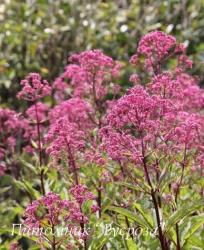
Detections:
[17, 73, 51, 195]
[101, 31, 204, 249]
[34, 102, 45, 195]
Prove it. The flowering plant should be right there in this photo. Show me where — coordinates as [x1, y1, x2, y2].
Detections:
[1, 31, 204, 250]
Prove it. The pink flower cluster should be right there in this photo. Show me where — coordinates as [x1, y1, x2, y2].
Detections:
[101, 86, 203, 166]
[70, 184, 95, 205]
[131, 31, 176, 70]
[49, 97, 93, 131]
[101, 31, 204, 169]
[0, 108, 29, 159]
[148, 72, 204, 111]
[24, 187, 96, 231]
[85, 149, 106, 166]
[47, 52, 121, 169]
[9, 242, 20, 250]
[24, 192, 88, 229]
[46, 117, 85, 163]
[100, 85, 166, 163]
[26, 102, 49, 123]
[130, 30, 193, 73]
[17, 73, 51, 101]
[53, 49, 121, 101]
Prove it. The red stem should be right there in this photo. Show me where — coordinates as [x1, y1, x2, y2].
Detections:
[65, 140, 87, 250]
[66, 140, 79, 185]
[141, 139, 168, 250]
[174, 146, 187, 250]
[34, 103, 45, 195]
[51, 224, 56, 250]
[91, 73, 104, 217]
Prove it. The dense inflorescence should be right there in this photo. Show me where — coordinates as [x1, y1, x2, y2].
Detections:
[0, 108, 30, 175]
[17, 73, 51, 101]
[46, 117, 85, 164]
[53, 49, 121, 101]
[24, 191, 93, 228]
[130, 30, 193, 74]
[48, 97, 94, 131]
[102, 31, 204, 170]
[26, 102, 49, 123]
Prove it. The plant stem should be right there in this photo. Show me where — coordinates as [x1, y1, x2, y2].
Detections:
[91, 73, 104, 218]
[175, 224, 181, 250]
[97, 181, 102, 218]
[174, 146, 187, 250]
[141, 139, 168, 250]
[34, 102, 45, 195]
[51, 224, 56, 250]
[66, 140, 79, 185]
[66, 140, 87, 249]
[118, 161, 134, 239]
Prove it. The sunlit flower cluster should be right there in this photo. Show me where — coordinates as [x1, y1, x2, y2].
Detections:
[17, 73, 51, 101]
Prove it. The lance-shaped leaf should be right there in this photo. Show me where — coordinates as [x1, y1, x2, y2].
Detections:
[181, 214, 204, 247]
[108, 206, 152, 230]
[133, 203, 154, 229]
[165, 200, 204, 233]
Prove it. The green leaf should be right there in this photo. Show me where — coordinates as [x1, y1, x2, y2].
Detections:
[88, 235, 108, 250]
[0, 186, 11, 194]
[182, 214, 204, 247]
[20, 158, 38, 174]
[165, 200, 204, 233]
[0, 227, 39, 241]
[108, 206, 151, 229]
[185, 235, 204, 249]
[14, 180, 40, 199]
[125, 237, 138, 250]
[117, 182, 150, 193]
[133, 203, 154, 229]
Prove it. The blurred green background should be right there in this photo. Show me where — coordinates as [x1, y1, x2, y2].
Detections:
[1, 0, 204, 107]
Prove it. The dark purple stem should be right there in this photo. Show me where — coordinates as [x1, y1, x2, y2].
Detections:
[34, 103, 45, 195]
[65, 140, 87, 250]
[141, 139, 168, 250]
[174, 146, 187, 250]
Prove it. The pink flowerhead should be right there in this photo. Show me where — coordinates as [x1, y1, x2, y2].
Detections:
[26, 102, 49, 123]
[53, 50, 121, 100]
[49, 97, 94, 131]
[0, 164, 5, 176]
[100, 79, 203, 164]
[129, 54, 138, 65]
[70, 184, 95, 205]
[91, 204, 100, 213]
[138, 31, 176, 61]
[24, 192, 87, 229]
[0, 108, 30, 155]
[178, 54, 193, 69]
[147, 72, 204, 111]
[129, 74, 140, 85]
[17, 73, 51, 101]
[46, 117, 85, 164]
[131, 31, 176, 71]
[9, 242, 20, 250]
[100, 86, 161, 163]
